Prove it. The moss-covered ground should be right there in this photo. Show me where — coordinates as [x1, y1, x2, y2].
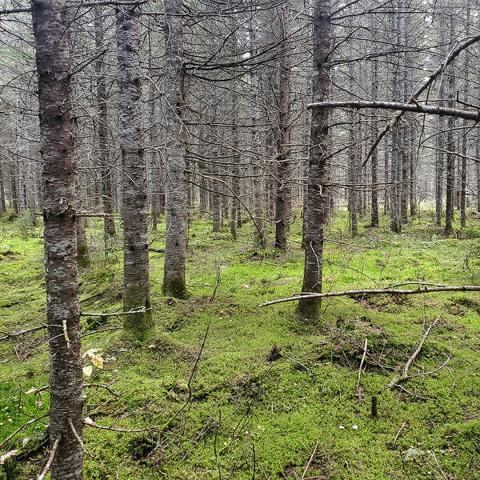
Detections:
[1, 209, 480, 479]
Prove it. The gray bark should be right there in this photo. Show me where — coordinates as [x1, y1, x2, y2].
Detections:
[163, 0, 187, 298]
[297, 0, 331, 320]
[31, 0, 84, 477]
[116, 4, 153, 337]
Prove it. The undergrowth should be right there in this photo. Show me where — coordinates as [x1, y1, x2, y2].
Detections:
[0, 210, 479, 479]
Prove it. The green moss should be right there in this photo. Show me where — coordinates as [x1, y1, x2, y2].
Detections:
[1, 211, 480, 479]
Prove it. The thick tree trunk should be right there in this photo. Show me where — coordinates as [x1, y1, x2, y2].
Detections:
[95, 6, 116, 251]
[31, 0, 83, 477]
[297, 0, 331, 320]
[163, 0, 187, 298]
[116, 5, 153, 337]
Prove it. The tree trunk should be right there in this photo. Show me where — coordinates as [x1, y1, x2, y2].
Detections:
[274, 3, 292, 251]
[0, 159, 6, 213]
[370, 59, 379, 227]
[31, 0, 83, 477]
[444, 16, 456, 236]
[297, 0, 331, 320]
[95, 6, 116, 251]
[163, 0, 187, 298]
[116, 4, 153, 338]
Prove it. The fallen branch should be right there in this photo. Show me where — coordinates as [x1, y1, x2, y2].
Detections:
[37, 437, 60, 480]
[0, 414, 48, 449]
[387, 316, 441, 389]
[393, 421, 408, 445]
[84, 417, 161, 433]
[80, 307, 151, 317]
[260, 285, 480, 307]
[0, 324, 46, 342]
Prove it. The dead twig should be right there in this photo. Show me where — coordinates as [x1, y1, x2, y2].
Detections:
[393, 421, 408, 445]
[68, 418, 91, 456]
[0, 324, 46, 342]
[37, 437, 60, 480]
[0, 414, 48, 449]
[301, 440, 319, 480]
[356, 338, 368, 401]
[388, 316, 441, 389]
[210, 263, 222, 302]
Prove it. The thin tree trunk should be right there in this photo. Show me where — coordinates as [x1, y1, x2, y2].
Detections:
[0, 159, 5, 213]
[249, 18, 265, 248]
[297, 0, 331, 320]
[274, 3, 292, 251]
[116, 4, 153, 337]
[31, 0, 83, 477]
[370, 59, 379, 227]
[460, 0, 471, 228]
[163, 0, 187, 298]
[95, 6, 116, 251]
[444, 16, 456, 236]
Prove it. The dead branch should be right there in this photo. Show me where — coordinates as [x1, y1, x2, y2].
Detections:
[301, 440, 319, 480]
[393, 421, 408, 445]
[80, 307, 151, 317]
[309, 33, 480, 167]
[0, 414, 48, 449]
[37, 437, 60, 480]
[387, 316, 441, 389]
[83, 417, 161, 433]
[210, 264, 222, 302]
[356, 338, 368, 401]
[68, 418, 91, 457]
[0, 324, 46, 342]
[260, 285, 480, 307]
[307, 100, 480, 122]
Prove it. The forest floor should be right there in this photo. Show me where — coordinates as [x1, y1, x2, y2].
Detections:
[1, 210, 480, 479]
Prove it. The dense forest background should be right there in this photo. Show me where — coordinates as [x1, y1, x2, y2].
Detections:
[1, 0, 480, 478]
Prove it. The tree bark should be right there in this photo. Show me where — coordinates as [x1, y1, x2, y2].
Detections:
[444, 16, 456, 236]
[116, 4, 153, 337]
[0, 159, 6, 213]
[31, 0, 83, 477]
[297, 0, 331, 320]
[95, 6, 116, 251]
[370, 59, 379, 227]
[163, 0, 187, 298]
[274, 3, 292, 251]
